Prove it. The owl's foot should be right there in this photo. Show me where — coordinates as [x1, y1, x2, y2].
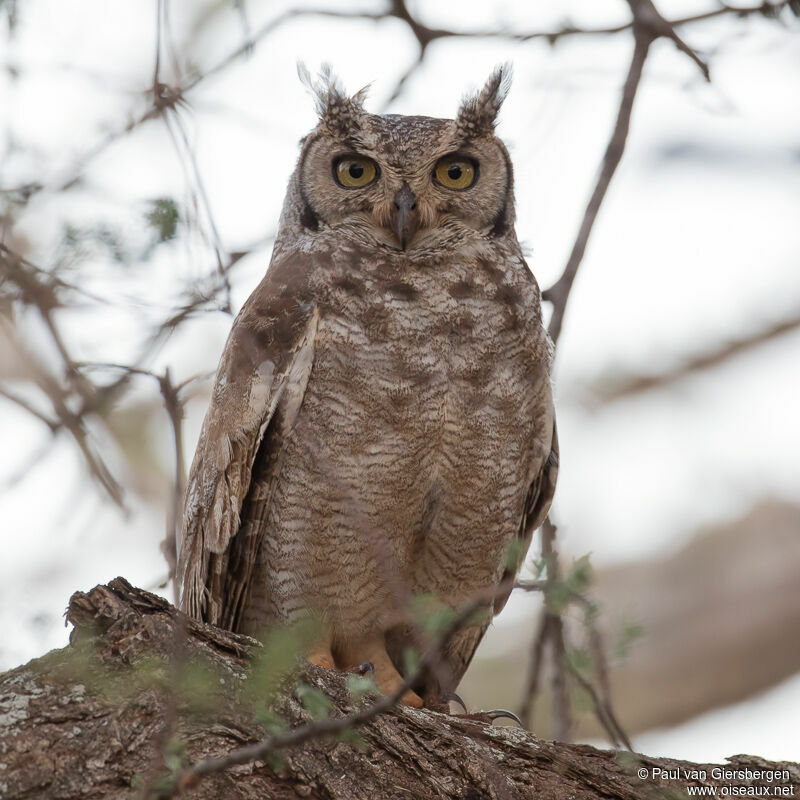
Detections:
[441, 691, 468, 714]
[306, 644, 335, 670]
[458, 708, 525, 727]
[430, 693, 524, 726]
[338, 634, 423, 709]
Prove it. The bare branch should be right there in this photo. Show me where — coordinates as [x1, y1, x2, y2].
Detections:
[543, 25, 651, 345]
[581, 308, 800, 405]
[541, 0, 796, 343]
[0, 385, 58, 431]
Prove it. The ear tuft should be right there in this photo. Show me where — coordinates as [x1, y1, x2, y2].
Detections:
[455, 64, 512, 140]
[297, 62, 369, 137]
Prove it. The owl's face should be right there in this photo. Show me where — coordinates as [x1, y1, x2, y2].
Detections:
[293, 67, 515, 254]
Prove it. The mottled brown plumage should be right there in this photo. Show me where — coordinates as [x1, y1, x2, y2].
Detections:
[178, 66, 558, 706]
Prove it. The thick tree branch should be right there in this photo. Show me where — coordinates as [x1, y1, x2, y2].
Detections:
[3, 579, 797, 800]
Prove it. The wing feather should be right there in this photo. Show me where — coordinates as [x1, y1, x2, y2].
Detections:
[178, 255, 319, 627]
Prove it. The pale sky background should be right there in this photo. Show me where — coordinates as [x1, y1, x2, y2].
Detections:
[1, 0, 799, 763]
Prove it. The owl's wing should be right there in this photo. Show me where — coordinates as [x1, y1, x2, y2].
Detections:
[494, 417, 559, 616]
[441, 417, 559, 691]
[178, 257, 318, 630]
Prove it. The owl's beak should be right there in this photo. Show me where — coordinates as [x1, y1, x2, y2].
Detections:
[392, 184, 419, 250]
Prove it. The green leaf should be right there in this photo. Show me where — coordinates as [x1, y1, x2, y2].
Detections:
[145, 197, 180, 243]
[566, 646, 592, 677]
[563, 554, 593, 595]
[177, 657, 221, 713]
[337, 728, 367, 751]
[410, 593, 455, 636]
[265, 751, 286, 773]
[295, 683, 334, 719]
[246, 616, 321, 709]
[346, 673, 379, 703]
[254, 707, 287, 735]
[546, 553, 594, 612]
[502, 537, 528, 571]
[571, 684, 594, 714]
[530, 557, 547, 579]
[401, 646, 420, 676]
[614, 620, 644, 662]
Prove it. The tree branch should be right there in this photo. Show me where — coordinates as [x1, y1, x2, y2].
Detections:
[4, 579, 797, 800]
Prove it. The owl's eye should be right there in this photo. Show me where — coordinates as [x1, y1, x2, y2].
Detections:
[333, 155, 378, 188]
[434, 156, 478, 190]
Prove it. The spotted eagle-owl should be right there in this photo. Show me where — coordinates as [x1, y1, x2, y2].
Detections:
[178, 66, 558, 708]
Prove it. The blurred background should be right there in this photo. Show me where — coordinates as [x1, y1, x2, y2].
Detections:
[1, 0, 798, 764]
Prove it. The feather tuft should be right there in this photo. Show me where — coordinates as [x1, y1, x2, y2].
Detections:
[297, 62, 369, 137]
[455, 64, 512, 140]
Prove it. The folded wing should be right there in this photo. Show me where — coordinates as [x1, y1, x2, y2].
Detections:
[178, 258, 318, 630]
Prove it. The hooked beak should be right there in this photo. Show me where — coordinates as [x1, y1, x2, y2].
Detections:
[391, 184, 419, 250]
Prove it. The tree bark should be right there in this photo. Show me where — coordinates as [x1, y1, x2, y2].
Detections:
[1, 579, 797, 799]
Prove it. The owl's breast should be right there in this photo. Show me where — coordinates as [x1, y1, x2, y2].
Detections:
[301, 247, 551, 480]
[269, 246, 552, 600]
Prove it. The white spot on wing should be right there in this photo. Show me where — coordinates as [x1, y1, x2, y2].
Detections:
[248, 360, 276, 412]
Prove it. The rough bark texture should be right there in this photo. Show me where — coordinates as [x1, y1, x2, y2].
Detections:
[1, 578, 797, 800]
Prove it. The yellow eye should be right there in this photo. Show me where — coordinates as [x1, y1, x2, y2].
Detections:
[334, 156, 378, 188]
[434, 156, 477, 190]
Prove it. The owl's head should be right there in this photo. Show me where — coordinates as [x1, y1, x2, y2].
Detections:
[289, 66, 515, 254]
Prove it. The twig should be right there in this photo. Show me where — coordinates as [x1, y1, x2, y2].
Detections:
[580, 308, 800, 405]
[0, 385, 58, 430]
[550, 613, 572, 742]
[564, 659, 629, 750]
[165, 585, 502, 797]
[571, 593, 633, 750]
[14, 0, 790, 203]
[543, 21, 651, 345]
[76, 360, 194, 603]
[162, 110, 232, 314]
[518, 611, 551, 728]
[158, 367, 186, 606]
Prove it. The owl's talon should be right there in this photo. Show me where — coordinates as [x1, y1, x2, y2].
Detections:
[484, 708, 524, 727]
[441, 691, 469, 714]
[357, 661, 375, 677]
[454, 708, 525, 727]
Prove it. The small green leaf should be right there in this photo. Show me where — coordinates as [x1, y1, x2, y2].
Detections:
[254, 707, 287, 735]
[401, 646, 420, 676]
[531, 557, 547, 578]
[178, 658, 221, 713]
[614, 620, 644, 662]
[337, 728, 367, 751]
[410, 593, 455, 636]
[146, 197, 180, 243]
[246, 616, 321, 709]
[502, 537, 528, 571]
[346, 673, 378, 702]
[295, 683, 333, 719]
[566, 646, 592, 677]
[571, 684, 594, 714]
[265, 751, 286, 773]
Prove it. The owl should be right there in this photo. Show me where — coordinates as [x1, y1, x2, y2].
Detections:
[178, 66, 558, 709]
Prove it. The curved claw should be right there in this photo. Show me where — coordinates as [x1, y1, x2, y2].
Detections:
[356, 661, 375, 677]
[441, 691, 469, 715]
[485, 708, 524, 728]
